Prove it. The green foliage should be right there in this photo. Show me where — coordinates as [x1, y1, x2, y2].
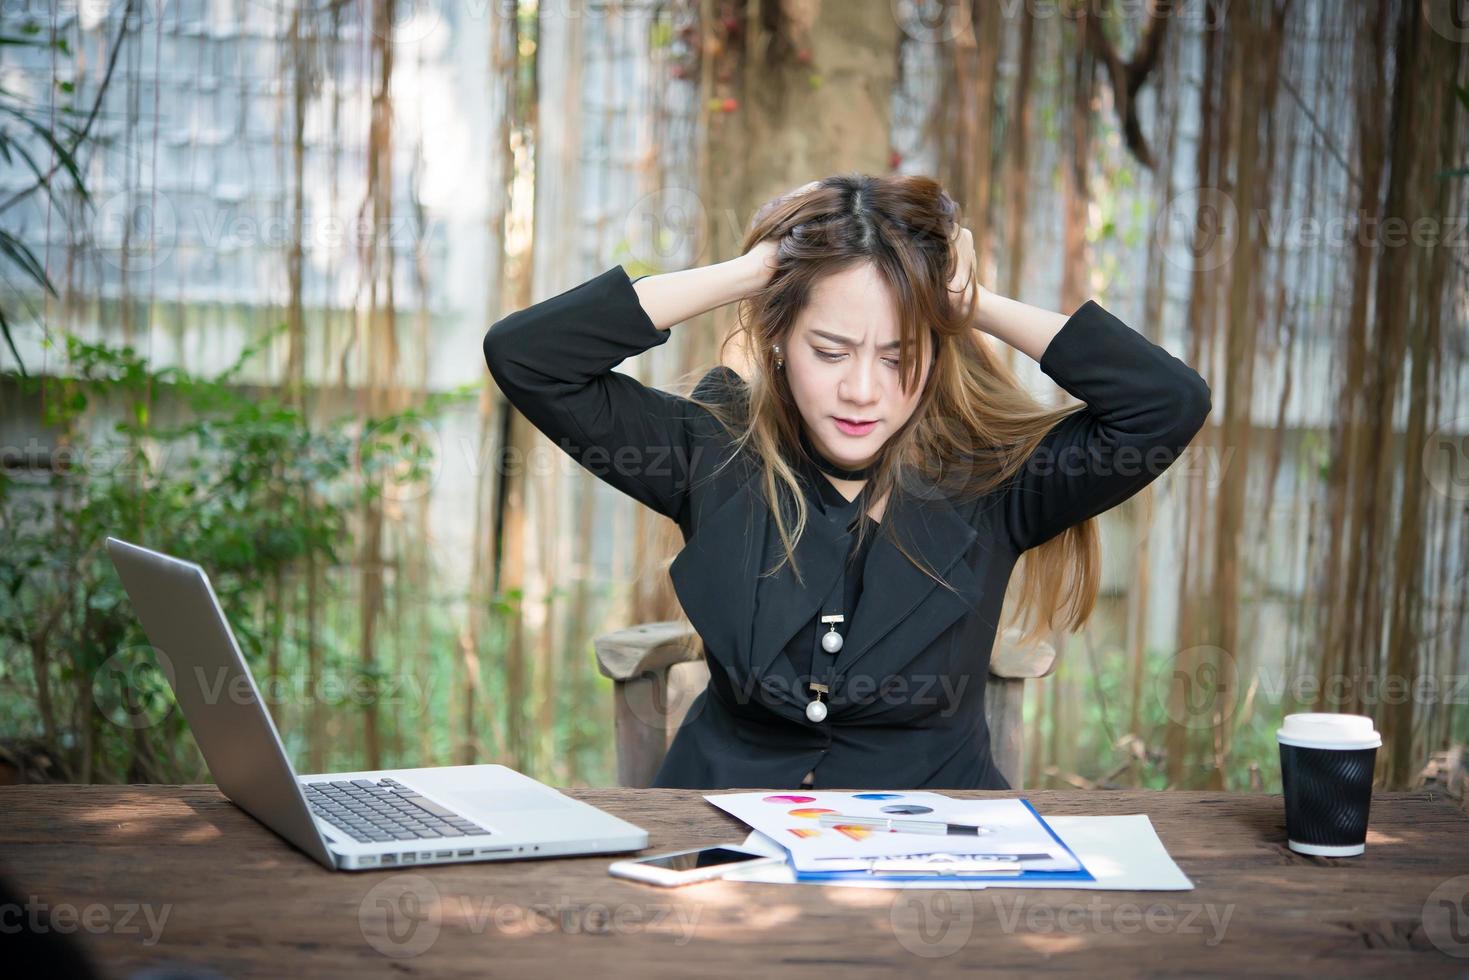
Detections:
[0, 328, 460, 782]
[0, 19, 95, 374]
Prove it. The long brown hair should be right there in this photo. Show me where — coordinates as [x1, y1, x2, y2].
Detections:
[685, 172, 1099, 641]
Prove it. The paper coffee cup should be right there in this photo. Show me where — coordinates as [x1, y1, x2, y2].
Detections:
[1276, 713, 1381, 857]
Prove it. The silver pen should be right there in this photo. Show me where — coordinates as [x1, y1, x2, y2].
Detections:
[816, 812, 991, 836]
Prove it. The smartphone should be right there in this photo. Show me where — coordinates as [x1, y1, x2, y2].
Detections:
[608, 844, 784, 887]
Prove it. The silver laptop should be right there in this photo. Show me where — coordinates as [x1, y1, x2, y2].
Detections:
[105, 537, 648, 871]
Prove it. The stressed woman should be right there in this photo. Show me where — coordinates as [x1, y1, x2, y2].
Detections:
[482, 173, 1211, 791]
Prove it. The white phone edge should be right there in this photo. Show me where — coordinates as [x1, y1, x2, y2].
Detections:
[608, 846, 784, 886]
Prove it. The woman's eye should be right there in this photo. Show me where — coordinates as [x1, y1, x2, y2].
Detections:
[814, 349, 901, 368]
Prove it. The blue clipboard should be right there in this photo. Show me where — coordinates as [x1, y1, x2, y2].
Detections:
[788, 798, 1096, 883]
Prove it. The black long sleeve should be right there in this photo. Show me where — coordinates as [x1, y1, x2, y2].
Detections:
[484, 266, 1210, 549]
[482, 265, 708, 524]
[1000, 300, 1212, 552]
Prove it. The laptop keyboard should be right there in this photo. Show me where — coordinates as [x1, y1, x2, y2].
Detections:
[303, 777, 491, 844]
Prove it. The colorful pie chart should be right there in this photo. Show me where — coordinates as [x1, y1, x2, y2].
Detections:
[853, 792, 903, 800]
[880, 804, 934, 815]
[788, 807, 837, 818]
[762, 794, 816, 803]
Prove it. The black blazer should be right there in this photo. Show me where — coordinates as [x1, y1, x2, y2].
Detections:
[483, 264, 1211, 790]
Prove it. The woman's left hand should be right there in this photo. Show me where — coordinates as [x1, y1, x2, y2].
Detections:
[947, 225, 986, 318]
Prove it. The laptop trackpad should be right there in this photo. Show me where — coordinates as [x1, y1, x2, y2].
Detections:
[449, 788, 576, 813]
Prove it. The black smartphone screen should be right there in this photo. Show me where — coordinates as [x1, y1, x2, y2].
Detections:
[637, 847, 762, 872]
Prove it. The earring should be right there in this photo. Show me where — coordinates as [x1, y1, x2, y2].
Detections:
[773, 345, 784, 369]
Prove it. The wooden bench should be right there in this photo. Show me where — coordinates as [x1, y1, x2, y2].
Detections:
[593, 621, 1056, 788]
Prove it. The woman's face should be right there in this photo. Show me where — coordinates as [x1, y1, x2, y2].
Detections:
[782, 262, 933, 471]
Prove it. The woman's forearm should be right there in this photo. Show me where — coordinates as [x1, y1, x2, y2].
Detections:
[970, 289, 1070, 363]
[631, 253, 767, 331]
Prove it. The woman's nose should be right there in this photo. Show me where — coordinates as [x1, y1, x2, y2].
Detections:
[840, 358, 881, 405]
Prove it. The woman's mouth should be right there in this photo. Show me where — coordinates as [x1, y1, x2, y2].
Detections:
[833, 417, 878, 437]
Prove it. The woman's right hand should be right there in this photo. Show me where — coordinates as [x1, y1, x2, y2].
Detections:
[744, 179, 822, 288]
[745, 238, 780, 288]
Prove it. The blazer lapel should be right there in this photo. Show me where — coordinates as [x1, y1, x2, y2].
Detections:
[829, 485, 979, 683]
[668, 468, 980, 711]
[747, 493, 847, 681]
[668, 473, 849, 712]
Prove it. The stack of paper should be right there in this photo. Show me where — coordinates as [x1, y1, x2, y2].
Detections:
[703, 790, 1094, 883]
[723, 815, 1195, 890]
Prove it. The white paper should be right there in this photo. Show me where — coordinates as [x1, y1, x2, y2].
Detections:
[702, 791, 1078, 872]
[720, 814, 1194, 891]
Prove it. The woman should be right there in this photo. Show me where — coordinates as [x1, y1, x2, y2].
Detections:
[483, 173, 1211, 791]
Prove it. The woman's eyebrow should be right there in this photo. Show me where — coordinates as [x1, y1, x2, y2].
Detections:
[810, 329, 901, 351]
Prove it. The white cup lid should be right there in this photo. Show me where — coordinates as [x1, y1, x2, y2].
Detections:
[1277, 712, 1381, 749]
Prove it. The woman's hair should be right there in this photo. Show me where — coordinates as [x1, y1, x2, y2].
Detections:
[684, 172, 1100, 642]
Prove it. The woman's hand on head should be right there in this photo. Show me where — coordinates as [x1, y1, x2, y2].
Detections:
[947, 225, 986, 319]
[745, 238, 780, 288]
[744, 179, 824, 285]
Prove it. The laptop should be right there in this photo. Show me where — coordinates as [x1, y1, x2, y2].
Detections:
[105, 537, 649, 871]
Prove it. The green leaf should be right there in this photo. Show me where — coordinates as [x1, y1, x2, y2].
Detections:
[0, 229, 57, 296]
[0, 306, 26, 378]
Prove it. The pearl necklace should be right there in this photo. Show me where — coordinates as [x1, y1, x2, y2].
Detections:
[797, 431, 873, 724]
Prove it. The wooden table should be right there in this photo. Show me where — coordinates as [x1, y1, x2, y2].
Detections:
[3, 786, 1467, 977]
